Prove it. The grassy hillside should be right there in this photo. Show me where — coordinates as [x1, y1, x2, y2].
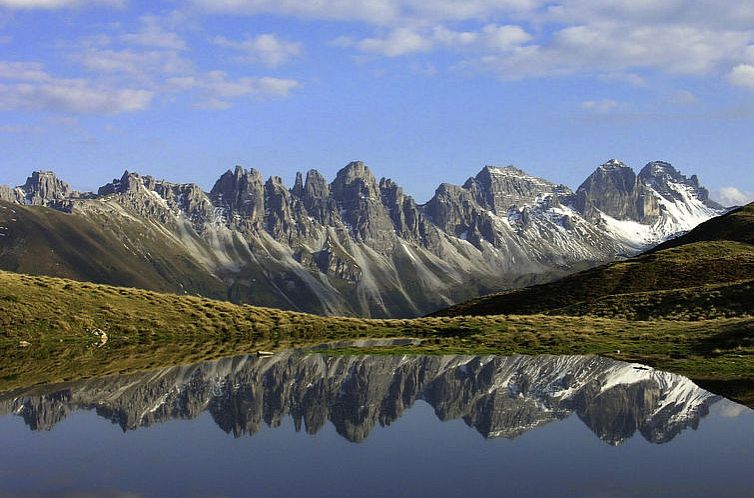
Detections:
[433, 203, 754, 319]
[0, 201, 227, 299]
[0, 270, 751, 406]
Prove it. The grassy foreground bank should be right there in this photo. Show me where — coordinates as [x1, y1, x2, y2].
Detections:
[1, 270, 752, 406]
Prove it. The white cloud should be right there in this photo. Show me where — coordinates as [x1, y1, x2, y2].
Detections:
[192, 0, 539, 25]
[545, 1, 754, 31]
[433, 24, 531, 50]
[728, 64, 754, 90]
[479, 24, 752, 80]
[0, 80, 153, 113]
[718, 402, 746, 418]
[339, 24, 531, 58]
[78, 48, 192, 79]
[598, 72, 647, 87]
[167, 71, 299, 109]
[0, 0, 123, 8]
[356, 28, 432, 57]
[581, 99, 628, 113]
[0, 59, 153, 114]
[0, 61, 50, 81]
[238, 0, 753, 87]
[213, 33, 302, 67]
[716, 186, 754, 206]
[121, 16, 186, 51]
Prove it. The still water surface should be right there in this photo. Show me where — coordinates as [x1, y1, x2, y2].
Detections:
[1, 352, 752, 497]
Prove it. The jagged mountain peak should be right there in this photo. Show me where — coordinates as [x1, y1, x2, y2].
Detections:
[638, 160, 721, 210]
[639, 160, 678, 178]
[481, 164, 529, 177]
[331, 161, 381, 203]
[582, 161, 636, 188]
[303, 169, 329, 195]
[333, 160, 376, 185]
[598, 158, 630, 171]
[463, 163, 564, 212]
[22, 170, 77, 205]
[292, 171, 304, 197]
[0, 158, 726, 317]
[24, 169, 64, 184]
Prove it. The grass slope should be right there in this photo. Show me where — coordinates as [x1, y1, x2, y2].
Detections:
[433, 203, 754, 319]
[0, 200, 227, 299]
[0, 270, 751, 406]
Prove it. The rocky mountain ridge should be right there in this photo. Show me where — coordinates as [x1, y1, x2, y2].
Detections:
[0, 353, 724, 445]
[0, 159, 725, 317]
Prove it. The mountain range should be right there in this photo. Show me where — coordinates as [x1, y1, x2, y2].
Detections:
[0, 159, 724, 317]
[0, 352, 720, 445]
[434, 202, 754, 320]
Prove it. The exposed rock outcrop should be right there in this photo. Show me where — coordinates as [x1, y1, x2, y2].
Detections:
[0, 159, 727, 317]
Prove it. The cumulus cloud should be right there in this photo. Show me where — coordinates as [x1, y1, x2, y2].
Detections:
[580, 99, 630, 113]
[78, 48, 192, 80]
[121, 15, 187, 51]
[718, 402, 746, 418]
[545, 0, 754, 31]
[0, 61, 50, 81]
[476, 24, 752, 80]
[337, 24, 531, 57]
[355, 28, 433, 57]
[46, 16, 301, 113]
[728, 64, 754, 90]
[716, 186, 754, 206]
[0, 80, 153, 113]
[598, 72, 647, 87]
[191, 0, 539, 25]
[213, 33, 302, 67]
[167, 71, 299, 109]
[292, 1, 754, 86]
[8, 0, 753, 95]
[0, 59, 153, 114]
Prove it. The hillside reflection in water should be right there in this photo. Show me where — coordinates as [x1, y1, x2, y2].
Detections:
[1, 353, 752, 498]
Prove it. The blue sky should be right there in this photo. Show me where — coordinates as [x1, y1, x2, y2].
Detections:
[0, 0, 753, 204]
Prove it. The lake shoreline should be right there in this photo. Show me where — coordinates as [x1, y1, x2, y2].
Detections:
[1, 270, 752, 407]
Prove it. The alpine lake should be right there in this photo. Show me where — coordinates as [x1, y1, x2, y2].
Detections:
[1, 350, 752, 498]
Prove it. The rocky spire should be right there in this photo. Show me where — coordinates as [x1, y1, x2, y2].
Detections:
[265, 176, 294, 239]
[0, 185, 24, 204]
[330, 161, 395, 249]
[210, 166, 266, 224]
[379, 177, 425, 243]
[639, 161, 722, 209]
[22, 170, 77, 206]
[301, 169, 335, 224]
[463, 165, 568, 214]
[574, 159, 659, 223]
[291, 171, 304, 198]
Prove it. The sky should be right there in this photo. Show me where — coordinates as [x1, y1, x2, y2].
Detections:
[0, 0, 753, 205]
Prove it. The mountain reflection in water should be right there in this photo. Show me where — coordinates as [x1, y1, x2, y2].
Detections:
[0, 353, 725, 446]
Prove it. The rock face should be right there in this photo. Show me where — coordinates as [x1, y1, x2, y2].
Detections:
[0, 185, 24, 204]
[639, 161, 722, 209]
[0, 159, 726, 317]
[17, 171, 81, 210]
[0, 353, 724, 445]
[575, 159, 659, 222]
